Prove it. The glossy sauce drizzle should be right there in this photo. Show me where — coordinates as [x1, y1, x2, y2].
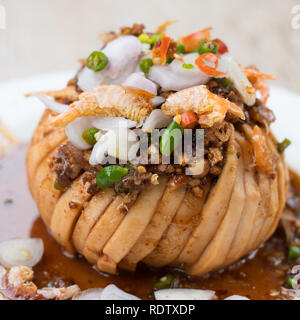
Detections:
[0, 145, 296, 300]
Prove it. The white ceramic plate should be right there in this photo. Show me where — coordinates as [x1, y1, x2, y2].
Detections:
[0, 71, 299, 171]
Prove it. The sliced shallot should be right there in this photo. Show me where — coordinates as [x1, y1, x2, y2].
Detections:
[224, 295, 250, 300]
[65, 116, 137, 150]
[101, 284, 140, 300]
[142, 109, 173, 132]
[148, 53, 210, 91]
[33, 93, 69, 114]
[0, 239, 44, 268]
[218, 53, 256, 106]
[0, 266, 7, 289]
[122, 72, 157, 96]
[78, 36, 142, 91]
[150, 96, 166, 107]
[154, 288, 216, 300]
[65, 116, 98, 150]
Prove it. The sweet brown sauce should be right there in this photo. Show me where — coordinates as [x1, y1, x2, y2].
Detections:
[0, 145, 297, 300]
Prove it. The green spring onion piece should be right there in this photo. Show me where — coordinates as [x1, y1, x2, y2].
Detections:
[182, 63, 194, 69]
[86, 51, 109, 72]
[198, 40, 219, 55]
[176, 43, 186, 54]
[160, 121, 184, 156]
[138, 33, 153, 44]
[215, 77, 233, 91]
[54, 180, 63, 191]
[96, 165, 129, 189]
[151, 34, 163, 45]
[140, 58, 153, 74]
[153, 274, 174, 290]
[288, 245, 300, 260]
[82, 128, 100, 146]
[285, 277, 297, 289]
[166, 56, 175, 64]
[278, 139, 291, 153]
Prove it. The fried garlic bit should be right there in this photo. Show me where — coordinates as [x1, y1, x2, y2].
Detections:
[52, 85, 154, 127]
[162, 85, 245, 128]
[1, 266, 80, 300]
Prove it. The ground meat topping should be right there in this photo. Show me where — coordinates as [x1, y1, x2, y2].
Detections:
[120, 23, 145, 36]
[247, 99, 276, 125]
[50, 143, 101, 190]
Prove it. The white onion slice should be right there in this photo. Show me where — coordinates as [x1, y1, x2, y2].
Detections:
[72, 288, 104, 300]
[33, 93, 69, 114]
[170, 53, 203, 77]
[141, 43, 151, 52]
[101, 284, 140, 300]
[154, 288, 215, 300]
[103, 36, 142, 80]
[218, 53, 256, 106]
[78, 36, 142, 92]
[224, 295, 250, 300]
[0, 239, 44, 268]
[150, 96, 166, 107]
[65, 116, 97, 150]
[148, 62, 210, 92]
[123, 72, 157, 96]
[0, 266, 7, 289]
[92, 117, 137, 129]
[65, 116, 137, 151]
[142, 109, 172, 132]
[77, 67, 107, 92]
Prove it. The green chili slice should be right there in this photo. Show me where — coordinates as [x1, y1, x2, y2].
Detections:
[140, 58, 153, 74]
[285, 277, 297, 289]
[215, 77, 233, 91]
[278, 138, 291, 153]
[54, 180, 63, 191]
[138, 33, 153, 44]
[198, 40, 219, 55]
[288, 245, 300, 260]
[86, 51, 109, 72]
[176, 43, 186, 54]
[96, 165, 129, 189]
[151, 34, 163, 45]
[153, 274, 174, 290]
[166, 56, 175, 64]
[160, 121, 184, 156]
[82, 128, 100, 146]
[182, 63, 194, 69]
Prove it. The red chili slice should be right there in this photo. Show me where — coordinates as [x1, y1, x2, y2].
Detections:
[180, 112, 199, 129]
[195, 53, 226, 77]
[152, 35, 171, 65]
[212, 38, 229, 55]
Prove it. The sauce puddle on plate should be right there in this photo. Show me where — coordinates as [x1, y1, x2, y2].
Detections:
[0, 145, 295, 300]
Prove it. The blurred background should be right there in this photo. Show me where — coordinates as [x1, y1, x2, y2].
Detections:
[0, 0, 299, 92]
